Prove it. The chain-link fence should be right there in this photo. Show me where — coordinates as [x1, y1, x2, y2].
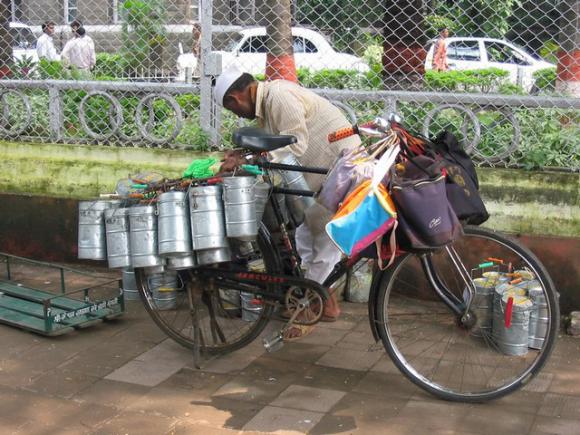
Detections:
[0, 0, 578, 170]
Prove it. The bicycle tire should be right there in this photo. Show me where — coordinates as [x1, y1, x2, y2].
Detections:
[375, 225, 559, 402]
[136, 225, 280, 355]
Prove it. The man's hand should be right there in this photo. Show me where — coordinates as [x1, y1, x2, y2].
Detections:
[219, 149, 249, 173]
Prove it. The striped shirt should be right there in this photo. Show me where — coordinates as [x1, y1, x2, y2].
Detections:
[255, 80, 361, 190]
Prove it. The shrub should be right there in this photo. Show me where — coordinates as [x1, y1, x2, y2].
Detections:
[533, 68, 557, 92]
[425, 68, 509, 93]
[93, 53, 127, 79]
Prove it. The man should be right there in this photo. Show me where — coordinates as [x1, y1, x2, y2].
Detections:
[36, 21, 60, 61]
[432, 27, 449, 72]
[215, 68, 361, 339]
[61, 27, 96, 74]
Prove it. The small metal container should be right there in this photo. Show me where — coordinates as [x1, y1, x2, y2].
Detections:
[148, 272, 178, 310]
[467, 277, 496, 337]
[254, 181, 271, 224]
[196, 247, 231, 265]
[241, 291, 263, 321]
[166, 253, 197, 270]
[104, 207, 131, 268]
[128, 205, 163, 268]
[121, 267, 140, 301]
[189, 185, 228, 250]
[492, 294, 533, 356]
[78, 200, 120, 260]
[223, 176, 258, 241]
[278, 154, 315, 225]
[157, 191, 194, 257]
[526, 280, 548, 349]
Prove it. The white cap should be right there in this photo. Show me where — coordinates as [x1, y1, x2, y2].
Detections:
[214, 67, 244, 106]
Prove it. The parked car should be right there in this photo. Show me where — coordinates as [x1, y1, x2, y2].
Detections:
[425, 37, 555, 91]
[9, 22, 39, 63]
[176, 27, 369, 81]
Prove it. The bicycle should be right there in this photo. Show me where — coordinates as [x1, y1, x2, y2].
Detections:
[135, 117, 559, 403]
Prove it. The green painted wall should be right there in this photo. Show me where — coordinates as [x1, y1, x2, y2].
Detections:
[0, 140, 579, 238]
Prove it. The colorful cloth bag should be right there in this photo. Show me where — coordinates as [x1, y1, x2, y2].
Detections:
[325, 145, 399, 261]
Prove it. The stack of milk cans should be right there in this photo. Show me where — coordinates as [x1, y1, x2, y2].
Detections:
[77, 176, 270, 310]
[467, 269, 549, 355]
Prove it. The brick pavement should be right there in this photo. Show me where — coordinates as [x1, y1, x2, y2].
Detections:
[0, 267, 579, 434]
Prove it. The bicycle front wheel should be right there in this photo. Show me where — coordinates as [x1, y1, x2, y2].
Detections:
[136, 226, 280, 355]
[375, 226, 560, 402]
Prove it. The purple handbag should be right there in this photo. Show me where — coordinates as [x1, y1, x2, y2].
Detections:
[317, 147, 374, 213]
[391, 155, 463, 251]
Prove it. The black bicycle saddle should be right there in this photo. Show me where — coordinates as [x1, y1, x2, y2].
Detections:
[232, 127, 297, 152]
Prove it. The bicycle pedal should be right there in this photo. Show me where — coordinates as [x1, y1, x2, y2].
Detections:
[263, 332, 284, 353]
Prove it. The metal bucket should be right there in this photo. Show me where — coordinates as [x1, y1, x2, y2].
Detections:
[240, 291, 262, 321]
[278, 154, 315, 225]
[189, 185, 228, 250]
[148, 272, 178, 310]
[104, 207, 131, 268]
[128, 205, 163, 268]
[254, 181, 271, 224]
[166, 254, 197, 270]
[492, 294, 532, 356]
[121, 267, 140, 301]
[197, 247, 231, 265]
[78, 200, 120, 260]
[526, 280, 548, 349]
[223, 176, 258, 241]
[466, 277, 496, 337]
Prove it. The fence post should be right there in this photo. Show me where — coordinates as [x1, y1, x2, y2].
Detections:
[48, 86, 62, 141]
[199, 0, 222, 147]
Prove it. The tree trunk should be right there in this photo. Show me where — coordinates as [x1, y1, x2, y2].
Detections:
[556, 0, 579, 97]
[264, 0, 297, 82]
[0, 0, 12, 78]
[382, 0, 426, 90]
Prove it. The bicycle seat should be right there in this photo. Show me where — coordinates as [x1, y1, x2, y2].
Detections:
[232, 127, 297, 153]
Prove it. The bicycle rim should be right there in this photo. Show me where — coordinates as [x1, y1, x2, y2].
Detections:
[376, 226, 559, 402]
[137, 226, 279, 355]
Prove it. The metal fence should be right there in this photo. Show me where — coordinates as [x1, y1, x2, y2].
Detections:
[0, 0, 578, 170]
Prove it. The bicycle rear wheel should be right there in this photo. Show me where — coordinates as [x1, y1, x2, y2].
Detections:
[136, 226, 280, 355]
[375, 226, 559, 402]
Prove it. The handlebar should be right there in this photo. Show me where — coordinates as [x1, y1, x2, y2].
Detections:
[327, 117, 393, 143]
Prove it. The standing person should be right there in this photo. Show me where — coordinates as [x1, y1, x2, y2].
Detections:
[36, 21, 60, 61]
[61, 27, 96, 75]
[191, 22, 201, 77]
[432, 27, 449, 72]
[214, 68, 361, 340]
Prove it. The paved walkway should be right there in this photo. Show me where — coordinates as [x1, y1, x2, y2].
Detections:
[0, 267, 579, 434]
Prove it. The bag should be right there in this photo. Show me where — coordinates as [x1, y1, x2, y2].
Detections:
[317, 147, 375, 213]
[431, 130, 489, 225]
[392, 155, 463, 251]
[326, 145, 399, 263]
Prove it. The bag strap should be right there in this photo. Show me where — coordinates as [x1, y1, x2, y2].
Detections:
[371, 144, 400, 190]
[376, 221, 398, 271]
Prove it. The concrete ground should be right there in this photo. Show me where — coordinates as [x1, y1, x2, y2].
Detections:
[0, 268, 579, 435]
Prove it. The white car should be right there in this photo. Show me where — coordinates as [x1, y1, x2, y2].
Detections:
[176, 27, 369, 81]
[10, 22, 39, 63]
[425, 37, 555, 91]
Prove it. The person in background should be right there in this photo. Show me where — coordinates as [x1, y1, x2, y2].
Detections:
[61, 27, 96, 75]
[215, 68, 361, 340]
[36, 21, 60, 61]
[432, 27, 449, 72]
[191, 22, 201, 77]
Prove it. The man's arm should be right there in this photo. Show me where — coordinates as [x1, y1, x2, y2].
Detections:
[266, 89, 309, 163]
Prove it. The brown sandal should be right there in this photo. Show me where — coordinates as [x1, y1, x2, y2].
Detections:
[282, 324, 315, 342]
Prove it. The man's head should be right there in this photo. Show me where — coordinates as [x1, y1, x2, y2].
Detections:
[439, 28, 449, 38]
[70, 20, 83, 33]
[215, 68, 257, 119]
[76, 27, 86, 38]
[42, 21, 55, 36]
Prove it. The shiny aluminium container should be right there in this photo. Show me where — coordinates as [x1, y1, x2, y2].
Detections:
[223, 176, 258, 241]
[278, 154, 315, 225]
[492, 294, 533, 356]
[157, 191, 196, 269]
[526, 280, 548, 350]
[78, 200, 120, 260]
[189, 185, 228, 250]
[104, 207, 131, 268]
[128, 205, 163, 268]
